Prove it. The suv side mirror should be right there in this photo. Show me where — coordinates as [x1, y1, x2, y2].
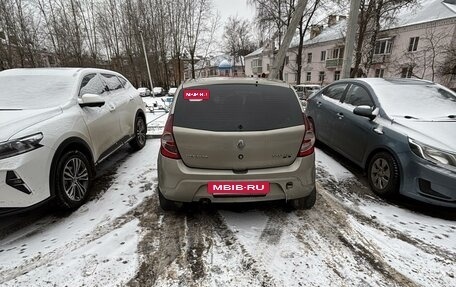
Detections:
[353, 105, 376, 120]
[79, 94, 105, 108]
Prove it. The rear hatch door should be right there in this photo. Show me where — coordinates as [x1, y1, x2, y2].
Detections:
[173, 83, 305, 170]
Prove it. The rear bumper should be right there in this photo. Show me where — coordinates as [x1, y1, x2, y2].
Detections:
[158, 153, 316, 203]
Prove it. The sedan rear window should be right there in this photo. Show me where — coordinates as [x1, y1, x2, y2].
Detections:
[174, 84, 303, 131]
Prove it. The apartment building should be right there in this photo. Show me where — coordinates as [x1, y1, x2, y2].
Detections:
[246, 0, 456, 89]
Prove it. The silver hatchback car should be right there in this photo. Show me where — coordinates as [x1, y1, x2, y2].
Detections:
[157, 78, 316, 210]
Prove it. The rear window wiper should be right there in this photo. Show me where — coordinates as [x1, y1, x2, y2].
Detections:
[0, 108, 22, 110]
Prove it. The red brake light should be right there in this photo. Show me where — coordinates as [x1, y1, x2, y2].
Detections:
[298, 115, 315, 157]
[160, 114, 181, 159]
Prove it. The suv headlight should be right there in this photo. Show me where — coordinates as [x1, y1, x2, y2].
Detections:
[0, 133, 43, 160]
[409, 138, 456, 169]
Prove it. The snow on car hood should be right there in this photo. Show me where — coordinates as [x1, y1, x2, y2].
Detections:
[0, 107, 62, 142]
[393, 118, 456, 152]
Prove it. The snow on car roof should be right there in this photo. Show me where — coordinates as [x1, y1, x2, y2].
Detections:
[0, 67, 125, 78]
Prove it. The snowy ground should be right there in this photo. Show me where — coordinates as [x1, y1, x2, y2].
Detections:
[0, 110, 455, 287]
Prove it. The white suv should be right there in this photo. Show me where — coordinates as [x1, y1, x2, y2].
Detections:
[0, 68, 147, 213]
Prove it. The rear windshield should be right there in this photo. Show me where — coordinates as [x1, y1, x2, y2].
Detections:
[174, 84, 303, 131]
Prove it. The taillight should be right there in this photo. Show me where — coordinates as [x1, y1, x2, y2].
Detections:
[160, 114, 181, 159]
[298, 115, 315, 157]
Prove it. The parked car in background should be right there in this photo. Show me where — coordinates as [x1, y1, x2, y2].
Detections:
[294, 84, 322, 100]
[168, 87, 177, 96]
[158, 78, 316, 211]
[0, 68, 147, 214]
[153, 87, 164, 96]
[160, 96, 174, 110]
[140, 93, 158, 111]
[138, 87, 151, 97]
[306, 78, 456, 207]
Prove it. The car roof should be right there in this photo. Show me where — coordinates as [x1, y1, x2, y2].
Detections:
[183, 77, 291, 89]
[294, 84, 321, 87]
[0, 67, 125, 78]
[333, 77, 435, 86]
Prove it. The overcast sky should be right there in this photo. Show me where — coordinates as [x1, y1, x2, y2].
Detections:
[212, 0, 256, 51]
[213, 0, 256, 24]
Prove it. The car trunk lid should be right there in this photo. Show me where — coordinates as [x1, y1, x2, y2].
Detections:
[172, 83, 305, 170]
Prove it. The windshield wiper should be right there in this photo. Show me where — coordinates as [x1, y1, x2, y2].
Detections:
[0, 108, 22, 111]
[448, 115, 456, 119]
[403, 115, 419, 119]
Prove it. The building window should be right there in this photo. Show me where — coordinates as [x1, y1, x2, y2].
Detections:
[284, 73, 289, 82]
[267, 63, 270, 71]
[321, 50, 326, 61]
[306, 72, 311, 82]
[319, 71, 325, 82]
[334, 71, 341, 81]
[307, 53, 312, 64]
[401, 67, 413, 78]
[251, 58, 263, 74]
[330, 47, 344, 59]
[374, 39, 393, 55]
[375, 68, 385, 78]
[408, 37, 419, 52]
[285, 56, 289, 65]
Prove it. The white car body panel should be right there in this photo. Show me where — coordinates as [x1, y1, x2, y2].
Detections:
[0, 68, 146, 210]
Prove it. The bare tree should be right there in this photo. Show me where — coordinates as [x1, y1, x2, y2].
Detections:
[249, 0, 298, 79]
[183, 0, 208, 79]
[352, 0, 418, 77]
[223, 16, 255, 73]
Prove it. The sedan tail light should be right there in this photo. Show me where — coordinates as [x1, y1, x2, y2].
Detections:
[298, 115, 315, 157]
[160, 114, 181, 159]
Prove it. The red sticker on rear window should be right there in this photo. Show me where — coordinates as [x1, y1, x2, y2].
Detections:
[184, 89, 210, 101]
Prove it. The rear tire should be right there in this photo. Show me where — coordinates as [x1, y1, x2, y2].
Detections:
[130, 115, 147, 151]
[54, 150, 92, 210]
[368, 151, 400, 197]
[289, 187, 316, 210]
[158, 190, 180, 211]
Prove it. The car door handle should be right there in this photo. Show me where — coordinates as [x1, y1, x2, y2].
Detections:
[317, 101, 322, 107]
[337, 112, 344, 119]
[109, 104, 116, 112]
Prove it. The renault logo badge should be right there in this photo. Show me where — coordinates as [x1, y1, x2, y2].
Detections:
[237, 140, 245, 150]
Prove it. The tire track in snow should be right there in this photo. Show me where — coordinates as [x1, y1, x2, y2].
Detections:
[296, 185, 416, 286]
[317, 166, 456, 262]
[128, 194, 186, 287]
[207, 209, 277, 286]
[259, 209, 287, 245]
[130, 202, 277, 287]
[0, 195, 151, 284]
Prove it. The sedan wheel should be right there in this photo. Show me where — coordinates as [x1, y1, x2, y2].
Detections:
[368, 152, 400, 197]
[55, 150, 92, 209]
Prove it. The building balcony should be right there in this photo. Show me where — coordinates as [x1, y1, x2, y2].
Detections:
[372, 54, 391, 64]
[326, 58, 343, 68]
